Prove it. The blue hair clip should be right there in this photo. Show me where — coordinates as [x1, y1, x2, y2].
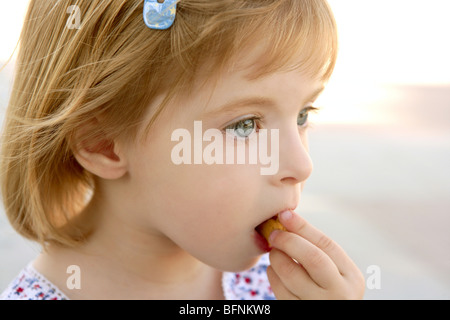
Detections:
[143, 0, 178, 30]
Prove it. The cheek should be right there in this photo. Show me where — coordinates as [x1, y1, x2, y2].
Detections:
[165, 164, 257, 224]
[158, 164, 260, 242]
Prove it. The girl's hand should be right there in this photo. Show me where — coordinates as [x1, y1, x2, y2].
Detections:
[266, 210, 365, 300]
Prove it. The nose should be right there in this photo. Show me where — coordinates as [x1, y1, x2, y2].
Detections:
[269, 126, 314, 186]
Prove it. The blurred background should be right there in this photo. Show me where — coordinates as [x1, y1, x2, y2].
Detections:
[0, 0, 449, 299]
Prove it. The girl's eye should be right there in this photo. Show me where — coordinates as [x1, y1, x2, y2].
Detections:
[297, 109, 309, 126]
[225, 118, 258, 138]
[297, 106, 318, 127]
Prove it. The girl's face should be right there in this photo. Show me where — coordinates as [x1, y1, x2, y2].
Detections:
[123, 58, 324, 272]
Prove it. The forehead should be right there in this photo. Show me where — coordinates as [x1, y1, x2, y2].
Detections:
[197, 34, 329, 87]
[185, 41, 324, 109]
[155, 0, 337, 119]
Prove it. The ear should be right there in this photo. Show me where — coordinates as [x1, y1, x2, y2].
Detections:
[71, 119, 128, 180]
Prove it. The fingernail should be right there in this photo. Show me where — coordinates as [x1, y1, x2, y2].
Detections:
[279, 210, 292, 221]
[269, 230, 280, 245]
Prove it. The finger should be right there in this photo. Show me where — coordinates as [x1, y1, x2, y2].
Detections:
[266, 265, 299, 300]
[269, 248, 318, 298]
[278, 210, 356, 276]
[270, 230, 341, 289]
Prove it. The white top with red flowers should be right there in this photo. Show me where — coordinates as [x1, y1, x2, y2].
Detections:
[1, 254, 275, 300]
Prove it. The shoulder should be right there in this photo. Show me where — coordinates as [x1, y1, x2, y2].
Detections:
[222, 254, 276, 300]
[0, 262, 68, 300]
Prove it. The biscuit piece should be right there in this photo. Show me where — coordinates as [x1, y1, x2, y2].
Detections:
[258, 216, 286, 246]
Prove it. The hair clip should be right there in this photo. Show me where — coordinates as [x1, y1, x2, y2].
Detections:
[143, 0, 178, 30]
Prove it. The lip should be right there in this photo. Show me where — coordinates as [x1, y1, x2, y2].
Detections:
[253, 207, 296, 252]
[254, 230, 272, 253]
[256, 207, 296, 229]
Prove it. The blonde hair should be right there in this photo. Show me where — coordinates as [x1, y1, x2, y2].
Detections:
[1, 0, 338, 247]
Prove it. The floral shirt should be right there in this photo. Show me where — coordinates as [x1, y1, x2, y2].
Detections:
[1, 254, 275, 300]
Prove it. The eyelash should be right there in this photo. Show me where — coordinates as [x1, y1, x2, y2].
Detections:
[221, 106, 320, 138]
[298, 106, 320, 129]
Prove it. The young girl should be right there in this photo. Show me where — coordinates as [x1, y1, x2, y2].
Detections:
[0, 0, 364, 300]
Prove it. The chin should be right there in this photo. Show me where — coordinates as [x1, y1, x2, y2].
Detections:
[213, 254, 264, 273]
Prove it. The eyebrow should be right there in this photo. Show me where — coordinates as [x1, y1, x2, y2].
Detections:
[203, 86, 325, 119]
